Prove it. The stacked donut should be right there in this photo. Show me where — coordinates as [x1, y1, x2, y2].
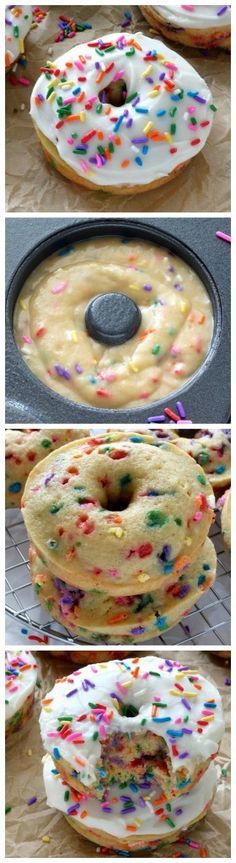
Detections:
[5, 428, 88, 509]
[5, 5, 33, 70]
[41, 654, 224, 852]
[22, 431, 216, 643]
[5, 650, 38, 741]
[140, 6, 231, 50]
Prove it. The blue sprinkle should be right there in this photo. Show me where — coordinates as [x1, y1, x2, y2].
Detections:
[198, 574, 206, 585]
[72, 86, 81, 96]
[152, 716, 171, 723]
[156, 616, 168, 630]
[113, 115, 124, 133]
[53, 747, 61, 760]
[156, 109, 166, 116]
[135, 156, 143, 166]
[215, 465, 225, 474]
[135, 107, 149, 114]
[9, 482, 22, 493]
[142, 144, 149, 155]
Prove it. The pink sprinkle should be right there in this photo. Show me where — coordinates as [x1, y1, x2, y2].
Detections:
[108, 569, 119, 578]
[47, 732, 60, 738]
[193, 511, 203, 522]
[188, 123, 198, 130]
[17, 76, 30, 86]
[170, 345, 180, 357]
[113, 70, 125, 81]
[22, 335, 32, 344]
[116, 681, 126, 695]
[9, 685, 18, 693]
[67, 137, 75, 144]
[187, 106, 196, 115]
[52, 281, 67, 294]
[80, 159, 90, 173]
[67, 733, 84, 742]
[99, 723, 106, 738]
[95, 154, 103, 168]
[181, 5, 195, 10]
[63, 97, 77, 105]
[74, 60, 85, 71]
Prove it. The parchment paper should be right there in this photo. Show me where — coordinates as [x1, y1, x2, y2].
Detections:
[5, 5, 230, 213]
[5, 649, 231, 857]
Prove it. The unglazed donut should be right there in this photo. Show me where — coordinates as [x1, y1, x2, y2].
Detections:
[5, 5, 32, 69]
[39, 655, 224, 836]
[5, 649, 38, 740]
[30, 32, 216, 193]
[22, 432, 215, 596]
[218, 488, 231, 549]
[140, 6, 231, 50]
[43, 754, 217, 851]
[13, 237, 213, 410]
[5, 428, 88, 509]
[30, 537, 216, 643]
[175, 429, 231, 488]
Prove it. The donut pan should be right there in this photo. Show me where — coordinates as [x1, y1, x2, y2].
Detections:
[5, 217, 230, 423]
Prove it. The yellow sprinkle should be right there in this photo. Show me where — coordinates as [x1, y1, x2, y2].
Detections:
[129, 283, 140, 291]
[19, 38, 24, 54]
[129, 361, 139, 373]
[50, 78, 59, 88]
[109, 527, 124, 538]
[60, 81, 75, 88]
[182, 691, 198, 698]
[148, 90, 160, 99]
[43, 707, 53, 712]
[27, 749, 32, 756]
[71, 331, 78, 343]
[122, 680, 132, 688]
[184, 537, 192, 546]
[164, 132, 172, 143]
[143, 121, 153, 134]
[180, 301, 189, 313]
[169, 689, 197, 698]
[134, 819, 141, 827]
[42, 836, 50, 843]
[80, 111, 86, 122]
[141, 64, 153, 78]
[47, 91, 56, 103]
[20, 299, 26, 311]
[201, 714, 215, 722]
[137, 573, 150, 583]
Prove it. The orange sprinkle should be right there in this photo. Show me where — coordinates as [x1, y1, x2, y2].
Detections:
[80, 810, 87, 819]
[108, 613, 128, 624]
[104, 147, 112, 161]
[77, 91, 85, 103]
[121, 159, 130, 168]
[65, 62, 73, 68]
[42, 697, 53, 705]
[96, 71, 104, 84]
[129, 38, 142, 51]
[197, 313, 205, 324]
[131, 666, 140, 678]
[173, 554, 190, 574]
[65, 113, 84, 122]
[114, 135, 121, 146]
[97, 131, 104, 141]
[153, 794, 167, 805]
[126, 825, 137, 832]
[75, 756, 86, 767]
[104, 105, 111, 115]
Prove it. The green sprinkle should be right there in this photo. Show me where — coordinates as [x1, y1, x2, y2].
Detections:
[64, 790, 70, 801]
[198, 451, 209, 465]
[166, 817, 175, 828]
[120, 473, 132, 487]
[147, 510, 168, 527]
[141, 718, 147, 725]
[46, 86, 55, 100]
[41, 438, 52, 448]
[152, 344, 160, 356]
[197, 474, 206, 485]
[13, 26, 19, 37]
[96, 103, 103, 114]
[170, 123, 176, 135]
[149, 671, 161, 677]
[126, 47, 135, 56]
[5, 806, 12, 815]
[93, 731, 99, 740]
[210, 104, 217, 112]
[125, 91, 138, 103]
[50, 503, 64, 514]
[175, 517, 182, 526]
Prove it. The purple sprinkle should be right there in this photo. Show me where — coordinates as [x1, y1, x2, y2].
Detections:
[159, 72, 165, 80]
[82, 678, 95, 691]
[75, 363, 83, 374]
[217, 6, 228, 15]
[120, 807, 136, 815]
[132, 96, 140, 107]
[168, 266, 175, 273]
[66, 688, 78, 698]
[194, 94, 206, 104]
[138, 796, 146, 808]
[131, 626, 145, 635]
[147, 415, 166, 422]
[120, 796, 132, 802]
[67, 803, 80, 814]
[179, 583, 191, 598]
[110, 691, 122, 703]
[131, 137, 148, 144]
[159, 544, 172, 562]
[176, 401, 186, 419]
[27, 796, 37, 806]
[181, 698, 191, 711]
[175, 808, 183, 815]
[182, 728, 193, 735]
[174, 283, 183, 291]
[146, 76, 154, 84]
[179, 751, 189, 759]
[126, 117, 133, 128]
[44, 472, 55, 486]
[224, 678, 231, 686]
[54, 364, 71, 380]
[143, 284, 152, 292]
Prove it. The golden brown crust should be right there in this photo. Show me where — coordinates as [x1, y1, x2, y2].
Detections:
[140, 6, 231, 49]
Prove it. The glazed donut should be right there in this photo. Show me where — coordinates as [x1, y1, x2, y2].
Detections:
[22, 432, 215, 596]
[14, 236, 214, 410]
[5, 5, 32, 70]
[43, 754, 217, 852]
[5, 428, 88, 509]
[30, 32, 216, 193]
[39, 655, 224, 808]
[175, 429, 231, 488]
[30, 537, 216, 643]
[218, 488, 231, 549]
[140, 6, 231, 50]
[5, 649, 38, 740]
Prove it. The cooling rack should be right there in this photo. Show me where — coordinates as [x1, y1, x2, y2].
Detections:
[5, 507, 230, 646]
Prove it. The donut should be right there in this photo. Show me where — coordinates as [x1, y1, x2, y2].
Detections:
[5, 649, 38, 741]
[43, 754, 217, 852]
[218, 488, 231, 549]
[13, 236, 214, 410]
[5, 5, 32, 70]
[175, 429, 231, 488]
[40, 654, 224, 851]
[5, 428, 88, 509]
[22, 431, 215, 596]
[48, 650, 131, 665]
[140, 6, 231, 50]
[30, 32, 216, 193]
[30, 537, 216, 643]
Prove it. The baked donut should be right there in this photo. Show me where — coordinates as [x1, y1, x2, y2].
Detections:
[5, 649, 38, 741]
[22, 431, 215, 596]
[5, 428, 88, 509]
[40, 654, 224, 853]
[30, 32, 216, 193]
[13, 236, 214, 410]
[43, 754, 217, 852]
[30, 536, 216, 643]
[218, 488, 231, 549]
[48, 650, 131, 664]
[5, 5, 32, 70]
[175, 429, 231, 488]
[140, 6, 231, 50]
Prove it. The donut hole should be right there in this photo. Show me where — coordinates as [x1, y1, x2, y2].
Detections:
[98, 78, 127, 107]
[103, 482, 134, 512]
[118, 702, 139, 718]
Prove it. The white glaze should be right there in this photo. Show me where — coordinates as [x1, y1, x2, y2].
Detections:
[30, 32, 215, 187]
[39, 655, 224, 787]
[5, 650, 38, 720]
[154, 5, 231, 30]
[5, 5, 32, 67]
[43, 753, 217, 841]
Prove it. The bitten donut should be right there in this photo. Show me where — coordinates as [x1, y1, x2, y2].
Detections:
[140, 6, 231, 50]
[30, 537, 216, 643]
[43, 754, 217, 852]
[218, 488, 231, 549]
[5, 649, 38, 741]
[30, 32, 216, 193]
[5, 5, 32, 70]
[175, 429, 231, 488]
[22, 431, 215, 595]
[39, 655, 224, 818]
[5, 428, 88, 509]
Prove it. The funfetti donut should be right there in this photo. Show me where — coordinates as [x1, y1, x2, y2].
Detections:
[5, 428, 89, 509]
[5, 5, 32, 70]
[22, 432, 215, 596]
[218, 488, 231, 549]
[5, 649, 38, 740]
[140, 6, 231, 50]
[175, 429, 231, 488]
[43, 754, 217, 851]
[30, 32, 216, 193]
[39, 655, 224, 809]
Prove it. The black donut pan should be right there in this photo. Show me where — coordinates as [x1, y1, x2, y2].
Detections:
[6, 217, 230, 424]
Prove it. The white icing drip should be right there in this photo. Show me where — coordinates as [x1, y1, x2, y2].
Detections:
[5, 650, 38, 720]
[43, 754, 217, 841]
[154, 6, 231, 30]
[39, 655, 224, 787]
[30, 32, 214, 187]
[5, 5, 32, 66]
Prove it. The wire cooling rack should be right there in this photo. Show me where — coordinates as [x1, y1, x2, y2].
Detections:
[5, 507, 230, 646]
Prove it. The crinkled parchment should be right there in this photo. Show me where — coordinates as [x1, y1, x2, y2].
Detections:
[5, 649, 230, 857]
[5, 5, 230, 213]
